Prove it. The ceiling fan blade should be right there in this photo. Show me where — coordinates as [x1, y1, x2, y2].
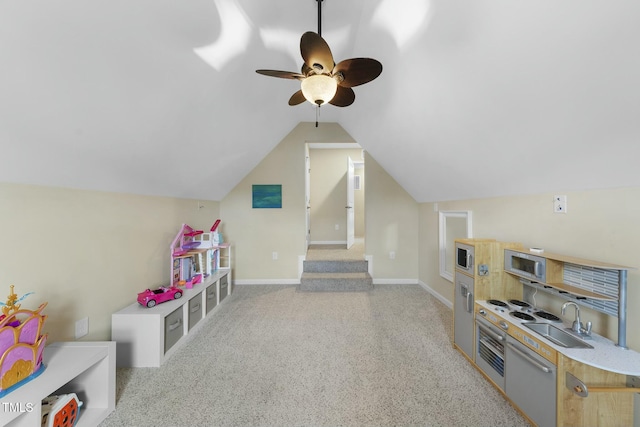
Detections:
[288, 90, 306, 106]
[256, 69, 305, 80]
[300, 32, 334, 73]
[329, 86, 355, 107]
[333, 58, 383, 87]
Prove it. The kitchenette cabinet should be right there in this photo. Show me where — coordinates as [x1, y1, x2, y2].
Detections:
[452, 239, 521, 362]
[466, 244, 640, 427]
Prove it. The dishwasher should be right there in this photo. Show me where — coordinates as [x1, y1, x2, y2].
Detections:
[505, 335, 557, 427]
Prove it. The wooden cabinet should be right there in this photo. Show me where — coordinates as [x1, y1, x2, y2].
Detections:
[111, 269, 230, 367]
[504, 248, 634, 348]
[2, 341, 115, 427]
[452, 239, 520, 361]
[557, 354, 633, 427]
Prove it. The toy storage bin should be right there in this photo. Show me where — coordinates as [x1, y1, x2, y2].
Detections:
[219, 275, 229, 302]
[164, 307, 184, 353]
[188, 294, 203, 331]
[205, 282, 217, 314]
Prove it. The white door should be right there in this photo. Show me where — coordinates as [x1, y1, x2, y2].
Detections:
[346, 156, 355, 249]
[305, 145, 311, 250]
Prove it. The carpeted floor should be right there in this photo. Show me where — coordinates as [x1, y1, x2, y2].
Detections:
[99, 285, 529, 427]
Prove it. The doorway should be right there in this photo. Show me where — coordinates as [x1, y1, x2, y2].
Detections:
[305, 143, 365, 252]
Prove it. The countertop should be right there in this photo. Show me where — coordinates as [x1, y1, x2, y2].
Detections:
[476, 300, 640, 375]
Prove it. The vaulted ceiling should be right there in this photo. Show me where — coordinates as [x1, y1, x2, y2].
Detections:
[1, 1, 639, 203]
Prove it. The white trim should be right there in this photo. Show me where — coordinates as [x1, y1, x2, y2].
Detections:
[365, 254, 373, 275]
[298, 255, 305, 279]
[418, 280, 453, 310]
[372, 278, 419, 285]
[307, 142, 361, 149]
[309, 240, 347, 245]
[234, 279, 300, 285]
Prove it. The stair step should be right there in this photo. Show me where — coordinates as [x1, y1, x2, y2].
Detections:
[303, 260, 368, 273]
[298, 272, 373, 292]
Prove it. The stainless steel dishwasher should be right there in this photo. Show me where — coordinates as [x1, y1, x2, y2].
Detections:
[505, 335, 557, 427]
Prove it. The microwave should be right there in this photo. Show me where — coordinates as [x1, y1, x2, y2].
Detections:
[504, 249, 546, 281]
[456, 243, 474, 273]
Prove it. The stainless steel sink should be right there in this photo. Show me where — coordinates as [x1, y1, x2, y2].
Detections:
[523, 323, 593, 349]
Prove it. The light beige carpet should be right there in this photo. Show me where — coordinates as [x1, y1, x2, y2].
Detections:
[100, 285, 529, 427]
[306, 239, 365, 261]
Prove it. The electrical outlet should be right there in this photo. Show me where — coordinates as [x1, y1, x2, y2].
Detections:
[75, 317, 89, 339]
[335, 224, 339, 230]
[554, 195, 567, 213]
[272, 251, 278, 260]
[389, 251, 396, 260]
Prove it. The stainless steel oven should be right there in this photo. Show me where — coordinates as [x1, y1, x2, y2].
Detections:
[475, 313, 506, 390]
[504, 249, 546, 281]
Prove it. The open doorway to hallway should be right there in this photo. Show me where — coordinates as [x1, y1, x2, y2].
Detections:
[305, 143, 365, 254]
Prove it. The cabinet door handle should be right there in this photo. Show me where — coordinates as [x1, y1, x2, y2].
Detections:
[466, 291, 473, 313]
[507, 342, 551, 373]
[168, 318, 182, 331]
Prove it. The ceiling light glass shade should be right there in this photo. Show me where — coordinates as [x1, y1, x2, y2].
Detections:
[301, 74, 338, 106]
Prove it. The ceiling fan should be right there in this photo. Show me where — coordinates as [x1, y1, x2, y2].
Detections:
[256, 0, 383, 109]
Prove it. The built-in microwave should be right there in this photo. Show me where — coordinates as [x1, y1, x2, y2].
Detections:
[504, 249, 546, 282]
[456, 243, 474, 273]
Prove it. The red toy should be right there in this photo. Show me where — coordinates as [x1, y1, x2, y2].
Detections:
[137, 286, 182, 308]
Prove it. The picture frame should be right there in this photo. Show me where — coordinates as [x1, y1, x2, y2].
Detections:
[252, 184, 282, 209]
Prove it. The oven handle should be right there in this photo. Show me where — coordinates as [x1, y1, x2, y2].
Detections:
[477, 321, 504, 342]
[466, 290, 473, 313]
[506, 342, 551, 373]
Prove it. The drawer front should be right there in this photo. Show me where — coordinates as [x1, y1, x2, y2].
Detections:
[206, 283, 217, 313]
[188, 294, 203, 330]
[219, 275, 229, 302]
[164, 307, 184, 353]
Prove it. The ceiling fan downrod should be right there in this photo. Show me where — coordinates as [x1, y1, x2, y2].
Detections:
[317, 0, 323, 37]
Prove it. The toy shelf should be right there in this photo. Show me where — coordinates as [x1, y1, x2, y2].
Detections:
[111, 265, 231, 368]
[2, 341, 115, 427]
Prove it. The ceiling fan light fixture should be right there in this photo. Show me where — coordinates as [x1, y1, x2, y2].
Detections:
[301, 74, 337, 106]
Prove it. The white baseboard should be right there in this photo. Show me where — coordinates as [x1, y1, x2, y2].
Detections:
[234, 279, 300, 285]
[372, 279, 419, 285]
[418, 280, 452, 309]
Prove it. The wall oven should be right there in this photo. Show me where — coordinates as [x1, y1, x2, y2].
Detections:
[475, 313, 506, 390]
[504, 249, 546, 281]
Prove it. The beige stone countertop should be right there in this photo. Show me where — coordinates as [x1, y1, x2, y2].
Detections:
[476, 300, 640, 375]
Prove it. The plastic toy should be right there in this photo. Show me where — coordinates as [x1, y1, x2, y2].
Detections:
[0, 285, 48, 397]
[41, 393, 82, 427]
[137, 286, 182, 308]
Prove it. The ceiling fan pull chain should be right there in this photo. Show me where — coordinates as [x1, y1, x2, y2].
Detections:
[315, 105, 319, 127]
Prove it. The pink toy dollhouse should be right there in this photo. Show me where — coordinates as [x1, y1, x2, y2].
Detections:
[0, 285, 48, 397]
[170, 222, 223, 287]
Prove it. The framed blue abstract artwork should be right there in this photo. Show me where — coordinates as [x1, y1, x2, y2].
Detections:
[252, 184, 282, 208]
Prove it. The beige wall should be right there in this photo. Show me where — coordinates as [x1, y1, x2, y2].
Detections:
[0, 182, 218, 342]
[364, 152, 419, 281]
[220, 122, 357, 282]
[222, 122, 419, 283]
[309, 148, 364, 242]
[419, 187, 640, 352]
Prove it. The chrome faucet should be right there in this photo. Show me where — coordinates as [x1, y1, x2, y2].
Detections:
[561, 302, 592, 337]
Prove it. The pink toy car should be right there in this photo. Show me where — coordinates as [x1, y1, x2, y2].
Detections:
[137, 286, 182, 308]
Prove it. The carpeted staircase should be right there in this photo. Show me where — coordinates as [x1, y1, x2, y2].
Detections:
[298, 259, 373, 291]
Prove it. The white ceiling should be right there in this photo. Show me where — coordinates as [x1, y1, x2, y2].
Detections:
[1, 0, 639, 203]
